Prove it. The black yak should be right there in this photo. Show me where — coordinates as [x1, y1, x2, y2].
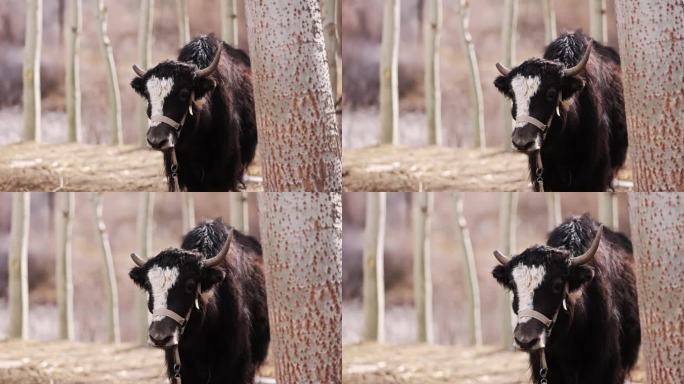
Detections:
[494, 31, 627, 191]
[129, 219, 269, 384]
[491, 214, 640, 384]
[131, 34, 257, 191]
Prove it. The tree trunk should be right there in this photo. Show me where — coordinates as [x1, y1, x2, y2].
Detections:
[362, 192, 386, 342]
[220, 0, 238, 46]
[96, 0, 123, 145]
[228, 192, 249, 232]
[7, 192, 30, 339]
[452, 192, 482, 346]
[175, 0, 190, 46]
[455, 0, 485, 148]
[245, 0, 341, 191]
[545, 192, 562, 230]
[91, 193, 121, 343]
[412, 192, 433, 343]
[320, 0, 339, 102]
[589, 0, 607, 44]
[424, 0, 442, 146]
[180, 192, 195, 233]
[379, 0, 400, 145]
[598, 192, 619, 229]
[136, 0, 154, 146]
[65, 0, 82, 143]
[500, 0, 518, 149]
[55, 192, 75, 340]
[541, 0, 557, 43]
[23, 0, 42, 141]
[628, 193, 684, 382]
[257, 193, 342, 383]
[135, 192, 155, 344]
[498, 192, 518, 349]
[615, 0, 684, 191]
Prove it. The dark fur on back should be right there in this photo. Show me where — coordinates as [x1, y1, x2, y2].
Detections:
[524, 215, 640, 383]
[538, 32, 627, 190]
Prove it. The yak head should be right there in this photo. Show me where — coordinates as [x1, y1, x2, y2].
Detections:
[493, 44, 591, 152]
[128, 233, 231, 348]
[491, 225, 602, 351]
[130, 44, 222, 150]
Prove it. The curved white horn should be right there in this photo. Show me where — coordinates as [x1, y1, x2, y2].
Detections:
[496, 62, 511, 76]
[132, 64, 146, 78]
[571, 225, 603, 266]
[130, 253, 147, 267]
[493, 250, 511, 265]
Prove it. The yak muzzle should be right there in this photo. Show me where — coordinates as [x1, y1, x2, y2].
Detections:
[512, 125, 541, 153]
[148, 318, 179, 348]
[513, 320, 546, 351]
[146, 124, 176, 151]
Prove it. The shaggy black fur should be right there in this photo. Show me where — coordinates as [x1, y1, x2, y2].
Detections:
[494, 31, 627, 191]
[129, 219, 269, 384]
[492, 214, 640, 384]
[131, 34, 257, 191]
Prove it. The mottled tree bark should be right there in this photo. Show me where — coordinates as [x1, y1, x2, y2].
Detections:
[424, 0, 442, 145]
[136, 192, 155, 344]
[320, 0, 339, 102]
[379, 0, 400, 145]
[96, 0, 123, 145]
[628, 193, 684, 382]
[228, 192, 249, 232]
[23, 0, 42, 141]
[615, 0, 684, 191]
[362, 192, 386, 342]
[498, 192, 518, 349]
[257, 193, 342, 383]
[65, 0, 82, 143]
[91, 193, 121, 343]
[245, 0, 341, 191]
[453, 192, 482, 346]
[220, 0, 239, 46]
[7, 193, 30, 339]
[412, 192, 433, 343]
[500, 0, 518, 149]
[55, 192, 75, 340]
[455, 0, 485, 148]
[136, 0, 154, 146]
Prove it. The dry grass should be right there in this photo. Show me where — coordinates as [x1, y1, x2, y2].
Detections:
[0, 340, 274, 384]
[0, 142, 262, 191]
[343, 343, 646, 384]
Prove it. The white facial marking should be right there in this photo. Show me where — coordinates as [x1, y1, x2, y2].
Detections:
[147, 265, 180, 322]
[146, 76, 175, 125]
[510, 75, 541, 129]
[512, 264, 546, 324]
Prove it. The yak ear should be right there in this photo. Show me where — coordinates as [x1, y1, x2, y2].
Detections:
[560, 76, 585, 100]
[494, 75, 512, 98]
[200, 267, 225, 292]
[492, 265, 511, 288]
[131, 76, 147, 97]
[129, 266, 147, 289]
[568, 265, 594, 291]
[193, 77, 217, 99]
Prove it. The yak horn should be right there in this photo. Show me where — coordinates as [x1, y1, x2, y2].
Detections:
[571, 225, 603, 266]
[195, 44, 223, 78]
[495, 62, 511, 76]
[563, 43, 592, 77]
[130, 253, 147, 267]
[203, 229, 233, 268]
[493, 250, 511, 265]
[132, 64, 146, 77]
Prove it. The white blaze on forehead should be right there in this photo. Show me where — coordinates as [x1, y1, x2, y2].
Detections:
[512, 264, 546, 324]
[147, 265, 179, 321]
[510, 75, 541, 129]
[146, 76, 174, 123]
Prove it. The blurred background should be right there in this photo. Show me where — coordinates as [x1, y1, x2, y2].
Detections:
[0, 0, 249, 145]
[342, 192, 631, 346]
[342, 0, 620, 148]
[0, 192, 259, 342]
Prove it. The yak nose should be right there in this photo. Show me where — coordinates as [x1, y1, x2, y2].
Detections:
[148, 322, 175, 347]
[511, 126, 540, 152]
[146, 124, 174, 150]
[513, 323, 542, 350]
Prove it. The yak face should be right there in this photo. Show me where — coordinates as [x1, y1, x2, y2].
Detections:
[494, 59, 586, 153]
[492, 245, 595, 351]
[129, 249, 225, 348]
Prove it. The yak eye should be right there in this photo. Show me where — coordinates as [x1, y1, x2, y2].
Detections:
[552, 279, 564, 293]
[179, 89, 190, 101]
[546, 88, 558, 101]
[185, 280, 197, 293]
